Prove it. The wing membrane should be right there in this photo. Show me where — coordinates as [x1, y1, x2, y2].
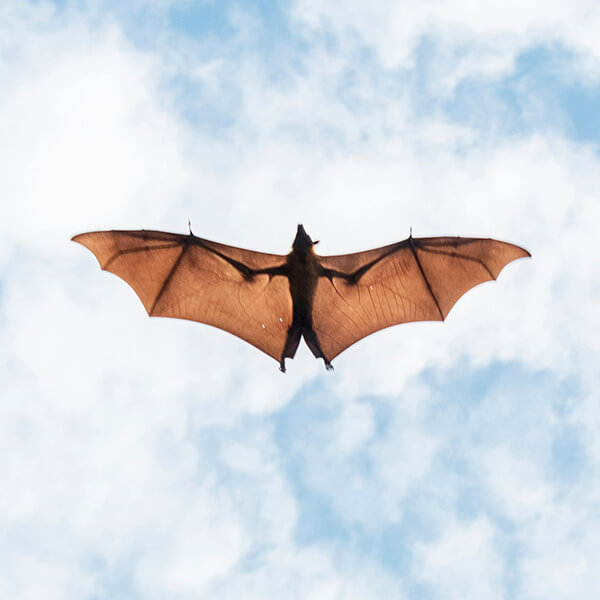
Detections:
[314, 236, 530, 360]
[72, 230, 292, 361]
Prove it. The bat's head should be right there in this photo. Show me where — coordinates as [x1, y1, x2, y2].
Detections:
[292, 224, 317, 255]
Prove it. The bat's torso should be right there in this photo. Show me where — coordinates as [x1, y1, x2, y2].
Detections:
[278, 228, 333, 371]
[285, 249, 320, 323]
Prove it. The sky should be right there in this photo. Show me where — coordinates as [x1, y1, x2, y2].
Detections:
[1, 1, 599, 598]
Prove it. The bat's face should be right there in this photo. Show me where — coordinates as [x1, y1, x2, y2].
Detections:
[292, 224, 316, 256]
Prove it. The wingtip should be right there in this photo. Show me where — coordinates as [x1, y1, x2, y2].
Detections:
[71, 232, 100, 251]
[71, 230, 105, 249]
[71, 232, 86, 245]
[507, 241, 531, 260]
[515, 245, 532, 259]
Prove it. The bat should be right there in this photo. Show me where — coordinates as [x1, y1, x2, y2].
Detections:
[72, 225, 530, 372]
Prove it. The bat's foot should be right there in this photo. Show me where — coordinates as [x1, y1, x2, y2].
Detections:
[279, 360, 287, 373]
[324, 360, 334, 371]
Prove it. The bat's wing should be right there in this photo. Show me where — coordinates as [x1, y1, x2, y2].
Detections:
[72, 230, 292, 361]
[314, 236, 530, 360]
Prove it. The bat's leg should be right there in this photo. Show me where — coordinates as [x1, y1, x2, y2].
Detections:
[303, 326, 333, 371]
[280, 320, 302, 373]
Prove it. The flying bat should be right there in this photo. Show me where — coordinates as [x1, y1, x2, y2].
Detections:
[72, 225, 530, 372]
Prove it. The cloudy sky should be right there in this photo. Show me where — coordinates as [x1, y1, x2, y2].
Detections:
[2, 1, 599, 598]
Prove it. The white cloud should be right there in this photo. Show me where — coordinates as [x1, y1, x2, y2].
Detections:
[292, 0, 600, 88]
[284, 385, 439, 527]
[135, 499, 247, 597]
[414, 518, 503, 600]
[520, 501, 600, 599]
[481, 446, 553, 521]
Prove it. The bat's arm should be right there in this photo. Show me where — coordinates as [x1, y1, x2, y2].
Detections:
[193, 237, 287, 279]
[252, 265, 288, 278]
[319, 266, 357, 283]
[319, 242, 406, 283]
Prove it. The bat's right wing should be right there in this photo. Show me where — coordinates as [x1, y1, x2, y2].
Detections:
[72, 230, 292, 362]
[313, 236, 530, 361]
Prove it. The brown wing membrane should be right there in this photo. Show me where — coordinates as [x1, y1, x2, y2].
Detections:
[314, 236, 530, 361]
[72, 230, 292, 361]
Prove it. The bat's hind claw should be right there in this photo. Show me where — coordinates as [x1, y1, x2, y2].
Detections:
[325, 360, 334, 371]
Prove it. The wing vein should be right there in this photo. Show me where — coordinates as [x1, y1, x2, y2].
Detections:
[409, 240, 444, 319]
[150, 244, 189, 315]
[330, 279, 370, 329]
[367, 284, 380, 323]
[103, 243, 181, 270]
[418, 245, 495, 279]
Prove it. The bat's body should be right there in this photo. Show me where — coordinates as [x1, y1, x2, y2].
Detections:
[280, 227, 330, 371]
[72, 225, 530, 372]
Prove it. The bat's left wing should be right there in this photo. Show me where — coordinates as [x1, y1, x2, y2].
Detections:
[314, 236, 530, 361]
[72, 230, 292, 361]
